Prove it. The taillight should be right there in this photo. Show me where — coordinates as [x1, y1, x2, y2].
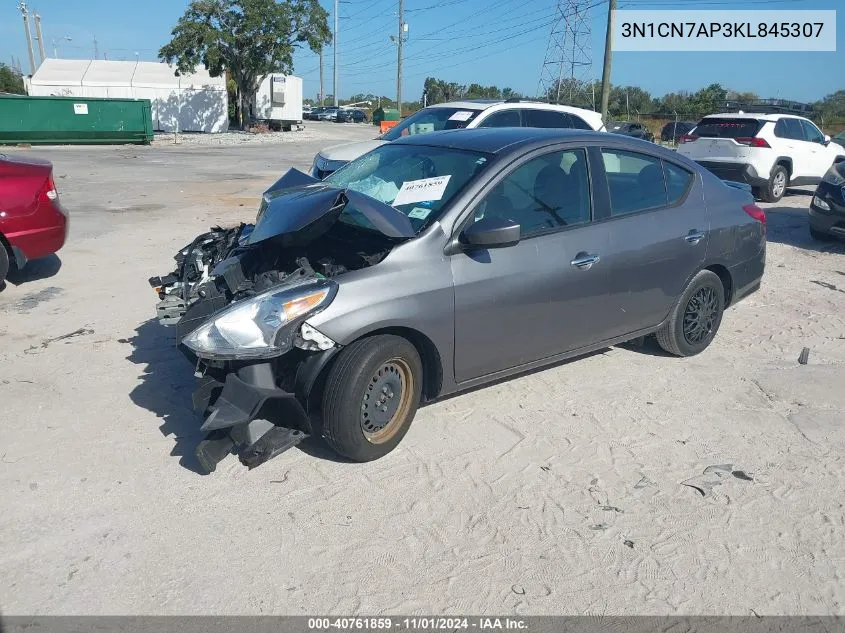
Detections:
[40, 174, 58, 202]
[735, 137, 770, 148]
[743, 203, 766, 224]
[679, 134, 698, 143]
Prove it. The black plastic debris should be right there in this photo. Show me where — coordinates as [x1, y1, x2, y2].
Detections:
[623, 540, 634, 549]
[682, 464, 752, 497]
[798, 347, 810, 365]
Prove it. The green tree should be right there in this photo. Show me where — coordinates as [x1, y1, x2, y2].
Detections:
[159, 0, 331, 128]
[0, 63, 26, 95]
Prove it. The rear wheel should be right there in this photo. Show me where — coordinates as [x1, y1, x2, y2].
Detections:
[0, 245, 9, 287]
[656, 270, 725, 357]
[321, 334, 423, 462]
[761, 165, 788, 203]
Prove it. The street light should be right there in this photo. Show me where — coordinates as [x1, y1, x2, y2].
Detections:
[52, 36, 72, 58]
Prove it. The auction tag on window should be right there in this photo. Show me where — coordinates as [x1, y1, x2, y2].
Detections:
[448, 110, 474, 121]
[393, 175, 451, 206]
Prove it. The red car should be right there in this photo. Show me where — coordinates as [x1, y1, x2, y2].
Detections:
[0, 153, 68, 286]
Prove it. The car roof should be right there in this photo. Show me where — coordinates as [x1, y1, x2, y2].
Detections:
[701, 112, 809, 122]
[389, 126, 653, 155]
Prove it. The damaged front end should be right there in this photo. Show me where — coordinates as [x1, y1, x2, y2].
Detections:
[148, 169, 414, 472]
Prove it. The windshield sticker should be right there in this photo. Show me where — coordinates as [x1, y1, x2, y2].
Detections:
[448, 110, 474, 122]
[392, 175, 452, 206]
[408, 207, 432, 220]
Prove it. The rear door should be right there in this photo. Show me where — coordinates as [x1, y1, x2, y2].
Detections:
[681, 117, 764, 163]
[774, 117, 812, 178]
[593, 146, 708, 335]
[451, 146, 614, 382]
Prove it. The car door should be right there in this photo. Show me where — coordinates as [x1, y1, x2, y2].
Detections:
[450, 147, 613, 383]
[595, 146, 708, 336]
[800, 119, 838, 178]
[777, 117, 813, 179]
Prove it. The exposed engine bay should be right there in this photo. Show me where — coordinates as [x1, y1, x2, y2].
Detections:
[148, 169, 415, 473]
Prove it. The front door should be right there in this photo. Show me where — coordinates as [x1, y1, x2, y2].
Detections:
[451, 147, 615, 383]
[596, 147, 709, 335]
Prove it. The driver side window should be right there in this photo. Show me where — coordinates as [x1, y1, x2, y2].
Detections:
[800, 120, 824, 144]
[472, 149, 591, 238]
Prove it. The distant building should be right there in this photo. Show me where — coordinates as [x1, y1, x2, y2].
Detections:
[27, 59, 228, 133]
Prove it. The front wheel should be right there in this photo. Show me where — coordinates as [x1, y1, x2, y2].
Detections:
[656, 270, 725, 357]
[321, 334, 423, 461]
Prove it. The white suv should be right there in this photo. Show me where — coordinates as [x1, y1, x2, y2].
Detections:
[310, 100, 605, 179]
[678, 113, 845, 203]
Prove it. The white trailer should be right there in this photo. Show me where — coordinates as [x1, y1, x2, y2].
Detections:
[253, 74, 303, 131]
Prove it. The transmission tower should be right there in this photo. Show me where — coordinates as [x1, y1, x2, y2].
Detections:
[537, 0, 593, 106]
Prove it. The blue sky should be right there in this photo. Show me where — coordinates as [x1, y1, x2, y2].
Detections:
[1, 0, 841, 104]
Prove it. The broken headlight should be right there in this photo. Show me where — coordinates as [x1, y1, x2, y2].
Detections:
[182, 280, 337, 360]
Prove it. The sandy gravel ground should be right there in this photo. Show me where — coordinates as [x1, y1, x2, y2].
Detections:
[1, 128, 844, 616]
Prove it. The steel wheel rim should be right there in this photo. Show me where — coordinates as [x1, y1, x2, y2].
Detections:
[360, 358, 414, 444]
[772, 172, 786, 198]
[682, 286, 719, 346]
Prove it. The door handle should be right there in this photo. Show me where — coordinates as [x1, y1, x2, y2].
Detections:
[570, 253, 600, 270]
[685, 231, 705, 245]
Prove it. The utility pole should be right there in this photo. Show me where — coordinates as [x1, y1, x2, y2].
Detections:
[333, 0, 338, 107]
[93, 35, 99, 60]
[319, 47, 324, 106]
[599, 0, 616, 124]
[33, 13, 46, 64]
[397, 0, 404, 116]
[19, 2, 36, 75]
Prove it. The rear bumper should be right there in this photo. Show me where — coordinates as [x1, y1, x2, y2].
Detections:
[695, 161, 768, 187]
[3, 203, 68, 262]
[727, 242, 766, 307]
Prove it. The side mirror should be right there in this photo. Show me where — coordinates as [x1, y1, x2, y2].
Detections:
[462, 217, 520, 249]
[824, 135, 831, 146]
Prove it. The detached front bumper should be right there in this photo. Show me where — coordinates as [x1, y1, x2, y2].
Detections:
[192, 361, 312, 472]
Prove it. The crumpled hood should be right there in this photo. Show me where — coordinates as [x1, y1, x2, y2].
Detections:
[318, 139, 386, 162]
[246, 168, 415, 246]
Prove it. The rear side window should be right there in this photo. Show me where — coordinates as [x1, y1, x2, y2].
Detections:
[694, 118, 763, 139]
[601, 149, 667, 216]
[524, 109, 573, 129]
[663, 162, 694, 204]
[567, 114, 593, 130]
[774, 118, 805, 140]
[477, 109, 522, 128]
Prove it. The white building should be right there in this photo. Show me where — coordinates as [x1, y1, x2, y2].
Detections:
[27, 59, 229, 133]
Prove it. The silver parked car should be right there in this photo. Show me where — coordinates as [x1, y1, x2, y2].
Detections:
[151, 128, 766, 472]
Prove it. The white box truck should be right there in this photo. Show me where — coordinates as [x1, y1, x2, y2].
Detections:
[253, 74, 303, 131]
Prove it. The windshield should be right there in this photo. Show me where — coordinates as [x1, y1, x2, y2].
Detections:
[380, 107, 484, 141]
[324, 143, 490, 233]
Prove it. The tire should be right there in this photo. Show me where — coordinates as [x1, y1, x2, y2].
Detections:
[760, 164, 788, 203]
[321, 334, 423, 462]
[0, 244, 9, 287]
[656, 270, 725, 357]
[810, 226, 832, 241]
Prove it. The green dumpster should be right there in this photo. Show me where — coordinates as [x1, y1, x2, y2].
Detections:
[372, 107, 400, 126]
[0, 95, 154, 145]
